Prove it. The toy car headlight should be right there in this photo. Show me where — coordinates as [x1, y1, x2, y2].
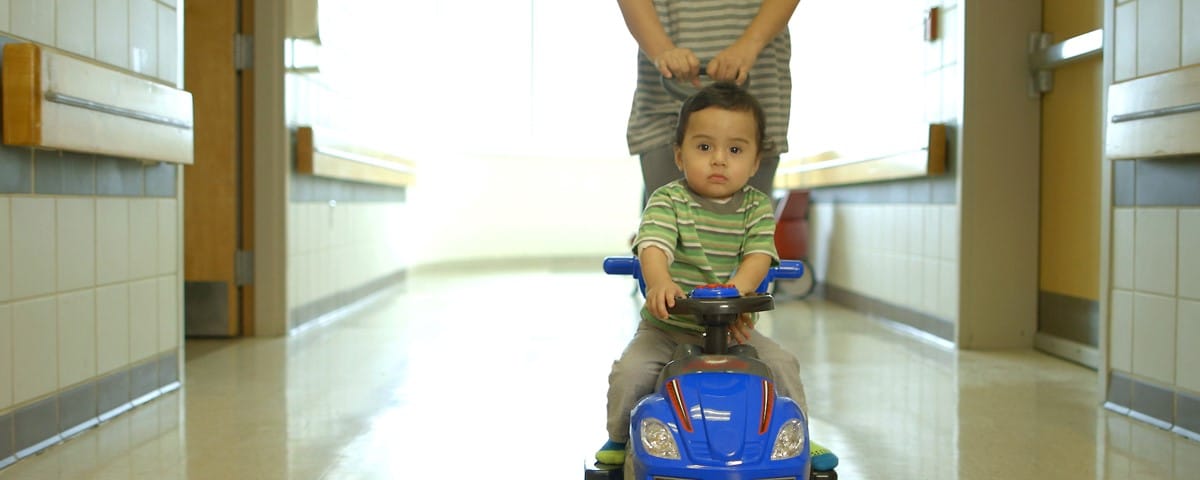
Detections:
[639, 418, 681, 460]
[770, 418, 806, 460]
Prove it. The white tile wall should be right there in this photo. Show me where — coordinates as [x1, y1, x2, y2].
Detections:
[923, 204, 940, 259]
[1180, 210, 1200, 300]
[1113, 209, 1135, 290]
[156, 3, 177, 85]
[0, 0, 184, 422]
[12, 297, 57, 404]
[0, 0, 10, 31]
[95, 283, 130, 374]
[1137, 0, 1182, 76]
[909, 207, 925, 257]
[1133, 209, 1176, 296]
[1132, 292, 1176, 385]
[158, 275, 177, 351]
[923, 66, 944, 123]
[287, 204, 303, 255]
[941, 5, 960, 70]
[1110, 289, 1134, 371]
[57, 289, 96, 387]
[0, 304, 11, 409]
[939, 260, 958, 320]
[129, 199, 157, 280]
[97, 199, 130, 285]
[11, 0, 55, 45]
[0, 198, 10, 302]
[129, 0, 158, 76]
[57, 198, 95, 292]
[803, 203, 959, 321]
[157, 199, 176, 276]
[1115, 2, 1138, 81]
[96, 0, 131, 69]
[12, 198, 56, 299]
[287, 203, 411, 312]
[1185, 0, 1200, 65]
[940, 205, 958, 261]
[6, 0, 185, 79]
[1178, 299, 1200, 391]
[129, 279, 156, 362]
[923, 257, 938, 312]
[56, 0, 95, 57]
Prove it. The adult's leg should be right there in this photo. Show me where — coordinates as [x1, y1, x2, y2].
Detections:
[639, 144, 681, 208]
[748, 154, 781, 206]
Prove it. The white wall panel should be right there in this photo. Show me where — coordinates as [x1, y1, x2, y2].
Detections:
[56, 198, 95, 292]
[1132, 292, 1177, 384]
[55, 0, 95, 57]
[12, 297, 57, 403]
[57, 289, 96, 387]
[95, 284, 130, 374]
[12, 198, 56, 299]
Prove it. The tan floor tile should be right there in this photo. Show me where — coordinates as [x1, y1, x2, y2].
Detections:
[0, 265, 1195, 479]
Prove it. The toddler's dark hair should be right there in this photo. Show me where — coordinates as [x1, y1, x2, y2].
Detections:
[673, 81, 774, 155]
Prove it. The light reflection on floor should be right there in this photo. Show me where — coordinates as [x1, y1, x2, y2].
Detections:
[1, 262, 1197, 479]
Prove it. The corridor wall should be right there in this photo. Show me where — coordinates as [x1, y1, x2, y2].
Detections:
[0, 0, 185, 468]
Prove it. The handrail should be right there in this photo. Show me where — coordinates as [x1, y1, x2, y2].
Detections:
[774, 124, 947, 190]
[1028, 29, 1103, 97]
[44, 91, 194, 129]
[1, 42, 194, 164]
[294, 126, 414, 187]
[1105, 63, 1200, 159]
[1111, 102, 1200, 123]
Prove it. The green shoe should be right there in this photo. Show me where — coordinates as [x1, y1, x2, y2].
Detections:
[810, 441, 839, 471]
[595, 440, 626, 465]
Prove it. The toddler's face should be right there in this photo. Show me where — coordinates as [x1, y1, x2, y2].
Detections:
[674, 107, 760, 200]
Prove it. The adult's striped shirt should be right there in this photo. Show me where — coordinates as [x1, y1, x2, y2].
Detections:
[634, 180, 779, 333]
[625, 0, 793, 156]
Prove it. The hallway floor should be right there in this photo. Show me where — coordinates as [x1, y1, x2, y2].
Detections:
[1, 262, 1197, 479]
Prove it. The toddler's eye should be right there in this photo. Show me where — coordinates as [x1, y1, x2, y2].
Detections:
[699, 143, 712, 151]
[730, 146, 742, 154]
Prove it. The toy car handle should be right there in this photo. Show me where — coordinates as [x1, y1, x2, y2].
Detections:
[603, 256, 803, 295]
[660, 64, 751, 100]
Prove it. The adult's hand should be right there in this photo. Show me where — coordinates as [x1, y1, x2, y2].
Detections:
[707, 41, 759, 86]
[654, 47, 702, 88]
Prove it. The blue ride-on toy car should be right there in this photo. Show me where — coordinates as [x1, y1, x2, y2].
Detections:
[586, 256, 836, 480]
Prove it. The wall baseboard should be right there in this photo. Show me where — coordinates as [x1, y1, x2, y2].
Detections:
[290, 269, 407, 331]
[820, 283, 956, 344]
[1106, 371, 1200, 441]
[1034, 332, 1098, 369]
[0, 350, 180, 472]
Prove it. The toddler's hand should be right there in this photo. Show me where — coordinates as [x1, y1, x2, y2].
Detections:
[729, 313, 755, 344]
[645, 282, 685, 320]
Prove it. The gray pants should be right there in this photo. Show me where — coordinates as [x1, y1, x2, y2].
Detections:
[605, 319, 808, 442]
[639, 144, 782, 207]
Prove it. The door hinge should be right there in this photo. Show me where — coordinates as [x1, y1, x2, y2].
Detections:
[234, 33, 254, 71]
[235, 250, 254, 286]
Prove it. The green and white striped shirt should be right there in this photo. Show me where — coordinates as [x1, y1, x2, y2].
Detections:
[626, 0, 792, 155]
[634, 180, 779, 332]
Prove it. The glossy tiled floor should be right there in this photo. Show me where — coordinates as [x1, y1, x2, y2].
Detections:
[2, 262, 1198, 479]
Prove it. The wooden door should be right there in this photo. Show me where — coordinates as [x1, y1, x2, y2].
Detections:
[183, 0, 255, 336]
[1036, 0, 1103, 367]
